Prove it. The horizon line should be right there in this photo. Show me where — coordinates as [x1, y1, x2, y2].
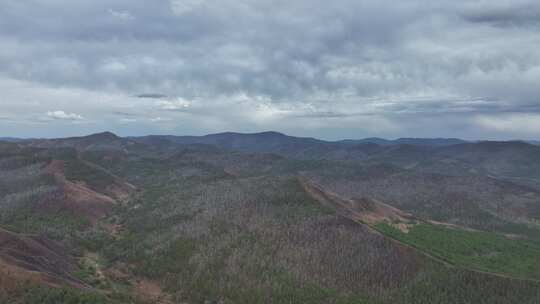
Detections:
[1, 130, 539, 144]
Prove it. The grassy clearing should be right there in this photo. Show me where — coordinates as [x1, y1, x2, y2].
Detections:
[376, 222, 540, 280]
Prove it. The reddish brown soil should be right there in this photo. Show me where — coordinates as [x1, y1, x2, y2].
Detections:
[1, 158, 136, 297]
[133, 278, 173, 304]
[105, 265, 173, 304]
[44, 159, 66, 176]
[300, 177, 413, 231]
[0, 228, 87, 292]
[105, 181, 135, 201]
[41, 160, 121, 223]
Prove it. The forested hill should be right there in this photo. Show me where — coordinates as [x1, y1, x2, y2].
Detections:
[1, 132, 540, 303]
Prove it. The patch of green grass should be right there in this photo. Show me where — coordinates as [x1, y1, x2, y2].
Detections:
[376, 223, 540, 280]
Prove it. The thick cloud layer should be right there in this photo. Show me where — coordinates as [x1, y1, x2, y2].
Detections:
[1, 0, 539, 139]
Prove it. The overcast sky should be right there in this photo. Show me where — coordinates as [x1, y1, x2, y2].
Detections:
[1, 0, 539, 140]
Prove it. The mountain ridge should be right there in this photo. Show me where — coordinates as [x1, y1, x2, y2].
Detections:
[2, 130, 540, 303]
[6, 131, 540, 148]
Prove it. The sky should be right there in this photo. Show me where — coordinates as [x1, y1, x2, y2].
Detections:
[1, 0, 540, 140]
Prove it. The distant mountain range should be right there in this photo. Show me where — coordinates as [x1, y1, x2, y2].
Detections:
[135, 131, 471, 148]
[4, 131, 539, 146]
[0, 137, 25, 142]
[15, 131, 539, 190]
[2, 130, 540, 303]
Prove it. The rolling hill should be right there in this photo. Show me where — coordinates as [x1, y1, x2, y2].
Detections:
[1, 132, 540, 303]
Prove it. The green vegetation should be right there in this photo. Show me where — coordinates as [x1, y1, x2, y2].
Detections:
[98, 165, 384, 303]
[96, 151, 540, 303]
[376, 222, 540, 280]
[4, 208, 89, 234]
[3, 136, 540, 303]
[9, 284, 143, 304]
[64, 158, 115, 191]
[0, 205, 113, 253]
[20, 286, 109, 304]
[136, 237, 197, 279]
[396, 266, 540, 304]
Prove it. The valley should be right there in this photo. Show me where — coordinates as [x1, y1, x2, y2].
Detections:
[1, 132, 540, 303]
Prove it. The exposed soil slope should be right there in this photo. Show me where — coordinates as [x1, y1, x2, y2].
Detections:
[299, 176, 412, 229]
[0, 227, 87, 292]
[42, 159, 130, 222]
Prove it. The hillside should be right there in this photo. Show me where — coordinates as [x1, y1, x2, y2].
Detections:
[134, 133, 540, 188]
[1, 132, 540, 303]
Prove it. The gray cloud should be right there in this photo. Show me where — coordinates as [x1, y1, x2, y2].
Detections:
[0, 0, 539, 139]
[461, 2, 540, 28]
[136, 94, 169, 99]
